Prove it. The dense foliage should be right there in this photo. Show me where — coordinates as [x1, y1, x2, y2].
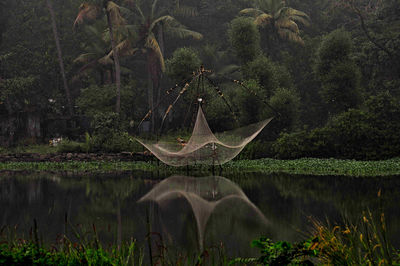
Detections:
[0, 0, 399, 159]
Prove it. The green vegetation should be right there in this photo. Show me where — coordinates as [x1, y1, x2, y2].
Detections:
[310, 210, 400, 265]
[231, 237, 318, 265]
[1, 158, 400, 176]
[232, 211, 400, 265]
[274, 92, 400, 160]
[0, 0, 399, 160]
[0, 242, 142, 265]
[3, 209, 398, 265]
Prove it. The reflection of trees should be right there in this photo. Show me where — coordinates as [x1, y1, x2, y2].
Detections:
[0, 171, 149, 245]
[229, 172, 400, 245]
[138, 175, 269, 254]
[2, 170, 400, 252]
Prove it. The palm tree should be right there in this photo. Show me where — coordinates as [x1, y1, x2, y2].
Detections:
[73, 23, 115, 84]
[46, 0, 74, 117]
[119, 0, 202, 131]
[74, 0, 125, 114]
[240, 0, 310, 45]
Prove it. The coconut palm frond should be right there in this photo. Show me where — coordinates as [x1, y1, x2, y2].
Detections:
[118, 5, 132, 18]
[239, 8, 264, 17]
[173, 5, 198, 17]
[145, 34, 165, 72]
[99, 53, 114, 65]
[74, 53, 97, 63]
[255, 13, 273, 26]
[269, 0, 285, 14]
[135, 4, 146, 23]
[74, 3, 101, 27]
[103, 39, 139, 62]
[72, 60, 100, 82]
[151, 0, 159, 21]
[276, 19, 300, 34]
[106, 1, 125, 26]
[278, 28, 304, 45]
[166, 27, 203, 40]
[149, 15, 177, 31]
[285, 8, 310, 26]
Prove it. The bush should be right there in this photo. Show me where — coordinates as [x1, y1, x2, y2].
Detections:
[273, 92, 400, 160]
[231, 237, 318, 265]
[91, 131, 140, 153]
[237, 140, 273, 160]
[57, 139, 83, 153]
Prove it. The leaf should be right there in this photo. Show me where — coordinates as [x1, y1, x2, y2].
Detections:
[74, 3, 101, 27]
[255, 13, 273, 26]
[145, 34, 165, 71]
[106, 1, 126, 26]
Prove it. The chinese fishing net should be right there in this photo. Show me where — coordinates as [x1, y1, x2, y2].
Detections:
[136, 106, 273, 166]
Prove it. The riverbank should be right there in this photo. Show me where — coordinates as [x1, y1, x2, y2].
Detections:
[0, 156, 399, 177]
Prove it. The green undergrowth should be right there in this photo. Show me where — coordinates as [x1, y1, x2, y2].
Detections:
[0, 157, 400, 176]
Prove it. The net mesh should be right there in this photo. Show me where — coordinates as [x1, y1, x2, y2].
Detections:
[136, 106, 273, 166]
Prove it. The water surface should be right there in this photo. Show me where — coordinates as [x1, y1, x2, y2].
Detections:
[1, 170, 400, 258]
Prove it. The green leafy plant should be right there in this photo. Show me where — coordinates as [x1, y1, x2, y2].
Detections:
[231, 237, 318, 265]
[57, 139, 83, 153]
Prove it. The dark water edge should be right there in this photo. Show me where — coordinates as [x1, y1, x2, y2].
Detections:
[1, 170, 400, 258]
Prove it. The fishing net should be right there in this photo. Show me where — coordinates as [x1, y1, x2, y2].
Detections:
[138, 175, 268, 250]
[136, 106, 273, 166]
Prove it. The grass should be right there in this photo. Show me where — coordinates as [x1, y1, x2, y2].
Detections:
[0, 220, 228, 266]
[0, 144, 57, 154]
[1, 157, 400, 176]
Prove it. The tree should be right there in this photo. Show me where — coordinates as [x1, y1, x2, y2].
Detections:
[334, 0, 394, 58]
[74, 0, 125, 114]
[316, 29, 362, 115]
[241, 55, 279, 97]
[73, 22, 115, 84]
[166, 47, 201, 83]
[46, 0, 74, 117]
[228, 17, 261, 65]
[240, 0, 310, 45]
[268, 87, 300, 137]
[120, 0, 202, 131]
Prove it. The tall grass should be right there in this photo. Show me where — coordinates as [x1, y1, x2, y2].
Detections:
[0, 217, 229, 265]
[310, 190, 400, 265]
[0, 221, 144, 265]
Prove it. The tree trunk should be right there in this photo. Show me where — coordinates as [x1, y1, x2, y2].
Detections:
[156, 26, 165, 107]
[46, 0, 73, 117]
[104, 1, 121, 114]
[147, 55, 155, 133]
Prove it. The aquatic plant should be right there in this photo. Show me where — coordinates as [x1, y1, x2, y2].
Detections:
[1, 157, 400, 176]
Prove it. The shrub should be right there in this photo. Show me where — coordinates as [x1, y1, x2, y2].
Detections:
[273, 92, 400, 159]
[91, 131, 140, 153]
[231, 237, 318, 265]
[237, 140, 273, 160]
[57, 139, 83, 153]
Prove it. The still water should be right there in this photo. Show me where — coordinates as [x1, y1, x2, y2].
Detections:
[1, 170, 400, 258]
